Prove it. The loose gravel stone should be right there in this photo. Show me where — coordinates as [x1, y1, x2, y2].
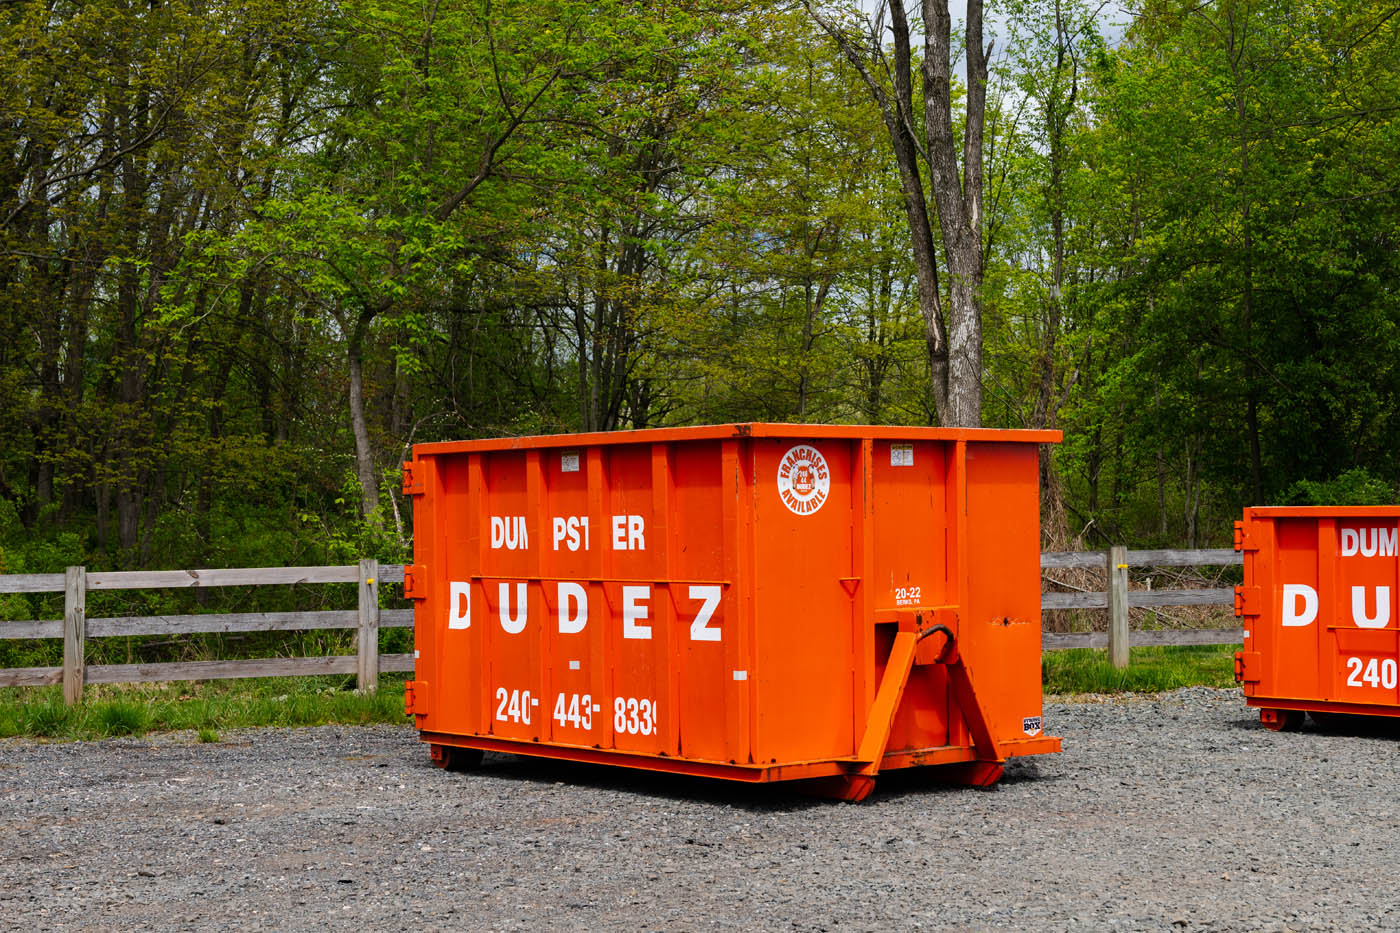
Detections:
[2, 687, 1398, 930]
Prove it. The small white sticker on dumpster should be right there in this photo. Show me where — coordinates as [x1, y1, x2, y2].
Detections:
[561, 451, 580, 473]
[891, 444, 914, 467]
[1022, 716, 1042, 737]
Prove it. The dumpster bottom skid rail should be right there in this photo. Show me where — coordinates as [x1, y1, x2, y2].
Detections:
[416, 621, 1061, 802]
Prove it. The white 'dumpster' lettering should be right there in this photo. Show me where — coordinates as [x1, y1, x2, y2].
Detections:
[498, 582, 527, 634]
[448, 581, 471, 629]
[557, 581, 588, 634]
[1353, 586, 1391, 629]
[490, 516, 529, 550]
[1341, 526, 1399, 557]
[1281, 584, 1318, 627]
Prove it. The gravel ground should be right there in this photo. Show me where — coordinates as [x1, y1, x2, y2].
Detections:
[3, 687, 1400, 931]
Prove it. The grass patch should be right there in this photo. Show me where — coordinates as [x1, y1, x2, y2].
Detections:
[1043, 644, 1239, 694]
[19, 698, 76, 737]
[0, 674, 410, 741]
[93, 700, 150, 736]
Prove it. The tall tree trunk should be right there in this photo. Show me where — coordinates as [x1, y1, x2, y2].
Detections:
[807, 0, 989, 426]
[347, 317, 381, 525]
[923, 0, 987, 426]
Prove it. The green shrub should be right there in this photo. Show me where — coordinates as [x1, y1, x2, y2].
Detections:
[1284, 468, 1395, 506]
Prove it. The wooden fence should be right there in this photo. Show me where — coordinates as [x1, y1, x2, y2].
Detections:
[0, 548, 1244, 703]
[1041, 547, 1242, 667]
[0, 560, 411, 704]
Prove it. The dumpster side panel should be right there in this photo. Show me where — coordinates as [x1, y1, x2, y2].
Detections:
[750, 437, 857, 764]
[872, 439, 953, 753]
[591, 444, 662, 755]
[537, 444, 603, 750]
[478, 451, 543, 742]
[670, 441, 743, 764]
[438, 454, 483, 736]
[1271, 517, 1326, 701]
[1330, 518, 1400, 705]
[962, 443, 1045, 744]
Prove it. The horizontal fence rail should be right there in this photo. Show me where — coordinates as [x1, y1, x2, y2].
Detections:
[0, 548, 1243, 701]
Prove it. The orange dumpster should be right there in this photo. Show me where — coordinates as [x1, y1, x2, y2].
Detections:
[1235, 506, 1400, 730]
[402, 423, 1061, 799]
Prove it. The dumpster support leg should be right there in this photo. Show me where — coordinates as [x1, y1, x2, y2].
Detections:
[799, 631, 917, 802]
[849, 628, 1008, 793]
[936, 648, 1006, 786]
[855, 631, 918, 771]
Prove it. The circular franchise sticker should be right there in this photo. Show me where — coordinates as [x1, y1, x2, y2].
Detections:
[777, 444, 830, 515]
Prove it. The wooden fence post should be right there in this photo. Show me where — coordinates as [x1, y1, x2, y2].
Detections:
[1107, 546, 1130, 669]
[357, 558, 380, 693]
[63, 565, 86, 705]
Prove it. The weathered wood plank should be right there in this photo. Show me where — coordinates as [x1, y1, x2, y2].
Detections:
[0, 573, 66, 594]
[86, 610, 361, 637]
[1128, 588, 1235, 608]
[0, 620, 62, 639]
[1043, 632, 1108, 650]
[1125, 548, 1242, 567]
[1040, 551, 1106, 570]
[0, 666, 62, 687]
[379, 565, 405, 585]
[1129, 628, 1242, 646]
[1042, 591, 1108, 610]
[1043, 628, 1243, 651]
[86, 565, 360, 590]
[1045, 587, 1235, 610]
[380, 653, 415, 673]
[85, 656, 359, 684]
[3, 608, 413, 639]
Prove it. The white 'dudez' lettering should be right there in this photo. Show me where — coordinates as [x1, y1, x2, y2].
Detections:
[1353, 586, 1391, 629]
[472, 581, 724, 641]
[498, 582, 527, 633]
[558, 581, 588, 634]
[1281, 584, 1318, 627]
[622, 585, 651, 639]
[448, 581, 471, 629]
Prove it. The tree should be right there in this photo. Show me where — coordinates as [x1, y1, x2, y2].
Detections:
[804, 0, 992, 426]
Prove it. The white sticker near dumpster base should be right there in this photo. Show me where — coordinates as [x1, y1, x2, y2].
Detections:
[1022, 716, 1043, 737]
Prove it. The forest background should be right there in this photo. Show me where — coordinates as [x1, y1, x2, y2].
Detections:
[3, 0, 1398, 583]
